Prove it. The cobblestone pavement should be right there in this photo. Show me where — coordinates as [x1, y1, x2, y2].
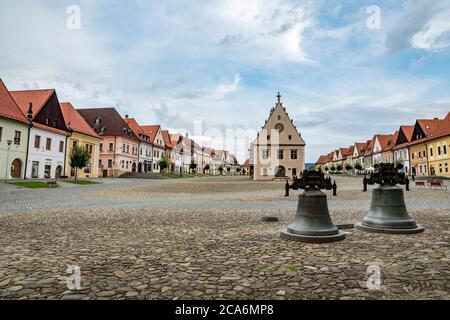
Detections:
[0, 176, 449, 299]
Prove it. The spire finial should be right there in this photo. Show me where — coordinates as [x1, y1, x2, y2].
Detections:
[277, 92, 281, 103]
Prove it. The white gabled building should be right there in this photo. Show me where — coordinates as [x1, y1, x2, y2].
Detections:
[11, 89, 69, 179]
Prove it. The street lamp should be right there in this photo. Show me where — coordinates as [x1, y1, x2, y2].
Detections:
[4, 140, 12, 183]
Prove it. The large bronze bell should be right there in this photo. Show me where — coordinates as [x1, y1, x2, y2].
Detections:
[356, 163, 424, 234]
[280, 170, 345, 243]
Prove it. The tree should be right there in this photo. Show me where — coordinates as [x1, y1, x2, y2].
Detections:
[226, 166, 231, 174]
[236, 167, 241, 175]
[354, 163, 363, 171]
[204, 164, 210, 173]
[395, 161, 404, 170]
[330, 165, 336, 172]
[190, 160, 197, 173]
[69, 145, 91, 181]
[336, 165, 343, 172]
[324, 166, 329, 172]
[218, 166, 224, 174]
[345, 164, 353, 172]
[158, 154, 170, 172]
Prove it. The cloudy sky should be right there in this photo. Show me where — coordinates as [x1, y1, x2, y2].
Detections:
[1, 0, 450, 163]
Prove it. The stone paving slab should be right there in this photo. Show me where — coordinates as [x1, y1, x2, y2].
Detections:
[0, 207, 448, 300]
[0, 176, 448, 300]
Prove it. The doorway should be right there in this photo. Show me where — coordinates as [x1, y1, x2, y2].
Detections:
[11, 159, 22, 178]
[55, 166, 62, 179]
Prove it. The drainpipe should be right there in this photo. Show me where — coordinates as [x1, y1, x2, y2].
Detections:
[24, 122, 32, 180]
[64, 129, 73, 178]
[113, 136, 117, 179]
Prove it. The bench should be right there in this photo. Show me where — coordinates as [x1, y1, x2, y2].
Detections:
[415, 181, 426, 188]
[47, 180, 57, 187]
[428, 180, 447, 190]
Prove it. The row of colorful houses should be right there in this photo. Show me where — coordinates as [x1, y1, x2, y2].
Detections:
[0, 79, 239, 180]
[315, 112, 450, 177]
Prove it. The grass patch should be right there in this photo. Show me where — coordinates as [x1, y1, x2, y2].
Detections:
[63, 180, 101, 185]
[12, 181, 57, 189]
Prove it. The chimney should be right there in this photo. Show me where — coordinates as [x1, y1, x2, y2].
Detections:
[434, 117, 438, 120]
[27, 102, 33, 120]
[125, 114, 129, 120]
[185, 132, 189, 138]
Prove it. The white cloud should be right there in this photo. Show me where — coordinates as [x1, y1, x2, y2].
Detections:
[211, 74, 241, 98]
[411, 9, 450, 51]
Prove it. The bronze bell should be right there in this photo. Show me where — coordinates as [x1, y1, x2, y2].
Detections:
[356, 163, 424, 234]
[280, 170, 345, 243]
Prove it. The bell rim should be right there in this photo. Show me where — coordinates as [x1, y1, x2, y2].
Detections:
[280, 228, 346, 243]
[356, 223, 424, 234]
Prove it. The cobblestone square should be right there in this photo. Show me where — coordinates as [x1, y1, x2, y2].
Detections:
[0, 176, 448, 300]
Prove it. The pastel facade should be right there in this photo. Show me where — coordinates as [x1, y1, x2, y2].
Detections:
[253, 95, 305, 181]
[125, 117, 153, 173]
[10, 89, 69, 179]
[61, 103, 101, 178]
[142, 125, 165, 172]
[0, 79, 30, 180]
[393, 125, 414, 175]
[78, 108, 139, 177]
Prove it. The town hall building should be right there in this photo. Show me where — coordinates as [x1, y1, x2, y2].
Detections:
[251, 93, 305, 181]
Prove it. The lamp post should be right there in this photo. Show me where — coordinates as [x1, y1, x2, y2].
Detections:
[5, 140, 12, 183]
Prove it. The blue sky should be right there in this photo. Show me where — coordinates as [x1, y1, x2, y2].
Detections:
[1, 0, 449, 163]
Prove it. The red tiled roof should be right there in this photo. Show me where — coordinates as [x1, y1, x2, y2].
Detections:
[10, 89, 54, 120]
[364, 136, 376, 156]
[60, 102, 100, 138]
[162, 130, 176, 149]
[0, 79, 29, 124]
[392, 125, 414, 150]
[242, 159, 250, 167]
[408, 115, 450, 146]
[315, 155, 329, 165]
[124, 117, 151, 143]
[141, 125, 164, 147]
[354, 142, 367, 155]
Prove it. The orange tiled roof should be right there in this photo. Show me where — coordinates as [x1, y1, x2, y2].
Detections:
[315, 155, 329, 165]
[392, 125, 414, 150]
[0, 79, 29, 124]
[363, 136, 376, 156]
[162, 130, 176, 149]
[141, 125, 164, 147]
[60, 102, 100, 138]
[10, 89, 55, 120]
[409, 115, 449, 146]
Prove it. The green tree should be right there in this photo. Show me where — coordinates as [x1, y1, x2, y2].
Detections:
[395, 161, 404, 170]
[236, 167, 241, 175]
[336, 165, 343, 172]
[354, 163, 362, 171]
[345, 164, 353, 172]
[69, 145, 92, 181]
[204, 164, 210, 173]
[330, 165, 336, 172]
[218, 166, 224, 174]
[190, 160, 197, 173]
[324, 166, 329, 172]
[158, 154, 170, 172]
[226, 166, 231, 174]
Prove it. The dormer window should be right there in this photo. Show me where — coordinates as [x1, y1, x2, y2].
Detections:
[95, 117, 102, 124]
[45, 117, 49, 125]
